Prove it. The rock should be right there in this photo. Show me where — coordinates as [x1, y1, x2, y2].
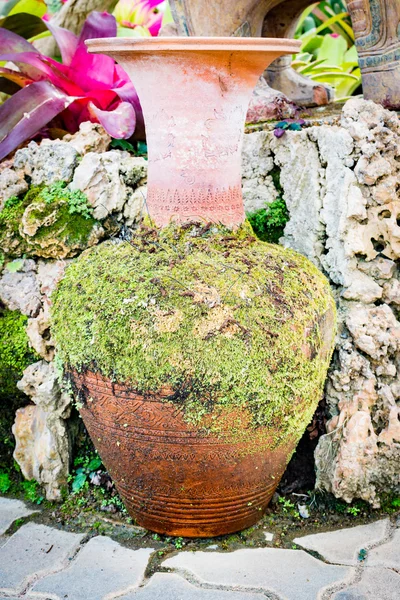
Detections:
[69, 151, 147, 220]
[123, 185, 148, 225]
[346, 304, 400, 361]
[37, 260, 69, 302]
[242, 131, 276, 215]
[355, 156, 392, 186]
[12, 405, 69, 501]
[382, 279, 400, 305]
[0, 168, 28, 211]
[26, 305, 54, 361]
[240, 98, 400, 505]
[63, 122, 112, 155]
[0, 260, 41, 317]
[13, 361, 71, 500]
[13, 140, 79, 185]
[0, 187, 104, 260]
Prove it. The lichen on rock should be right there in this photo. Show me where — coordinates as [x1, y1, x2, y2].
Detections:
[51, 221, 335, 448]
[0, 182, 104, 259]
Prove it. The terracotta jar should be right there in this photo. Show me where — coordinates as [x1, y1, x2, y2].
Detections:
[52, 38, 336, 537]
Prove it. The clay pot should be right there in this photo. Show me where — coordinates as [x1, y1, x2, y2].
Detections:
[86, 37, 300, 227]
[56, 37, 335, 537]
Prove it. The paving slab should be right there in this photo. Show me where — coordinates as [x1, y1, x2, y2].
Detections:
[332, 567, 400, 600]
[163, 548, 354, 600]
[366, 528, 400, 569]
[32, 536, 153, 600]
[121, 573, 266, 599]
[293, 519, 388, 565]
[0, 497, 39, 536]
[0, 522, 84, 592]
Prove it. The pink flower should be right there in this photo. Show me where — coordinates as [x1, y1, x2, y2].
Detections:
[0, 12, 144, 160]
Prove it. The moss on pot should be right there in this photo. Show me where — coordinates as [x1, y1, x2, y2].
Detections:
[51, 221, 335, 446]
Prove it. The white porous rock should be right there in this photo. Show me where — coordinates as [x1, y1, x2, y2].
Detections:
[63, 122, 111, 155]
[37, 260, 69, 302]
[241, 98, 400, 504]
[13, 140, 79, 185]
[346, 303, 400, 361]
[123, 185, 148, 225]
[69, 151, 147, 220]
[26, 304, 54, 361]
[13, 361, 71, 500]
[0, 259, 41, 317]
[242, 131, 277, 214]
[0, 168, 28, 211]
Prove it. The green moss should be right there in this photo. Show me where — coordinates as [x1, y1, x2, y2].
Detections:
[0, 183, 100, 259]
[0, 308, 39, 400]
[0, 308, 39, 468]
[51, 221, 336, 448]
[247, 168, 289, 244]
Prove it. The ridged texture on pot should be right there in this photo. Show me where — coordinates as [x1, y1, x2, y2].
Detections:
[52, 222, 336, 536]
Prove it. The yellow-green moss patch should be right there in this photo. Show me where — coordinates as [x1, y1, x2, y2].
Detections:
[51, 221, 336, 446]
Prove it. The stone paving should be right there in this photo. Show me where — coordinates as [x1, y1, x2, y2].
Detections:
[0, 497, 399, 600]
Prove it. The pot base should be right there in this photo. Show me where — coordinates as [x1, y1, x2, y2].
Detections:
[74, 370, 291, 537]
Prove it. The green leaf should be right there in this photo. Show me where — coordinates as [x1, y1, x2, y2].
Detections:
[314, 12, 349, 36]
[0, 12, 47, 39]
[72, 471, 87, 493]
[87, 457, 102, 471]
[6, 258, 24, 272]
[110, 138, 135, 152]
[317, 33, 347, 65]
[301, 34, 324, 54]
[8, 0, 46, 17]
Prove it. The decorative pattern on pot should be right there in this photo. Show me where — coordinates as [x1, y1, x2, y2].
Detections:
[51, 37, 336, 537]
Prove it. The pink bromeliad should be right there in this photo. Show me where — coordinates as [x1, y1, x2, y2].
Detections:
[0, 11, 145, 161]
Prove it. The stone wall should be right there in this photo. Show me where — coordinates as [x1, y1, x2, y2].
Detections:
[1, 100, 399, 505]
[243, 99, 400, 506]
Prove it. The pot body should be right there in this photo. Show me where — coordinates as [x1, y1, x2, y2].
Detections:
[74, 370, 292, 537]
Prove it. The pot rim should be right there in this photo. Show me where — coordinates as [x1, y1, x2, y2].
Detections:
[86, 36, 301, 55]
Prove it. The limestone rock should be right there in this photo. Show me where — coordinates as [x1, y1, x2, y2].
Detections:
[242, 98, 400, 504]
[63, 122, 112, 155]
[0, 191, 104, 260]
[0, 260, 41, 317]
[69, 151, 147, 220]
[13, 360, 71, 500]
[123, 185, 148, 225]
[242, 131, 277, 214]
[14, 140, 79, 185]
[0, 168, 28, 211]
[26, 305, 54, 361]
[346, 304, 400, 361]
[13, 404, 69, 501]
[37, 260, 69, 302]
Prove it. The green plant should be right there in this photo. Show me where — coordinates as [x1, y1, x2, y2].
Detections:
[40, 181, 93, 219]
[70, 453, 103, 493]
[21, 480, 44, 504]
[0, 471, 11, 493]
[174, 537, 184, 549]
[347, 506, 361, 517]
[247, 198, 289, 244]
[293, 0, 361, 101]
